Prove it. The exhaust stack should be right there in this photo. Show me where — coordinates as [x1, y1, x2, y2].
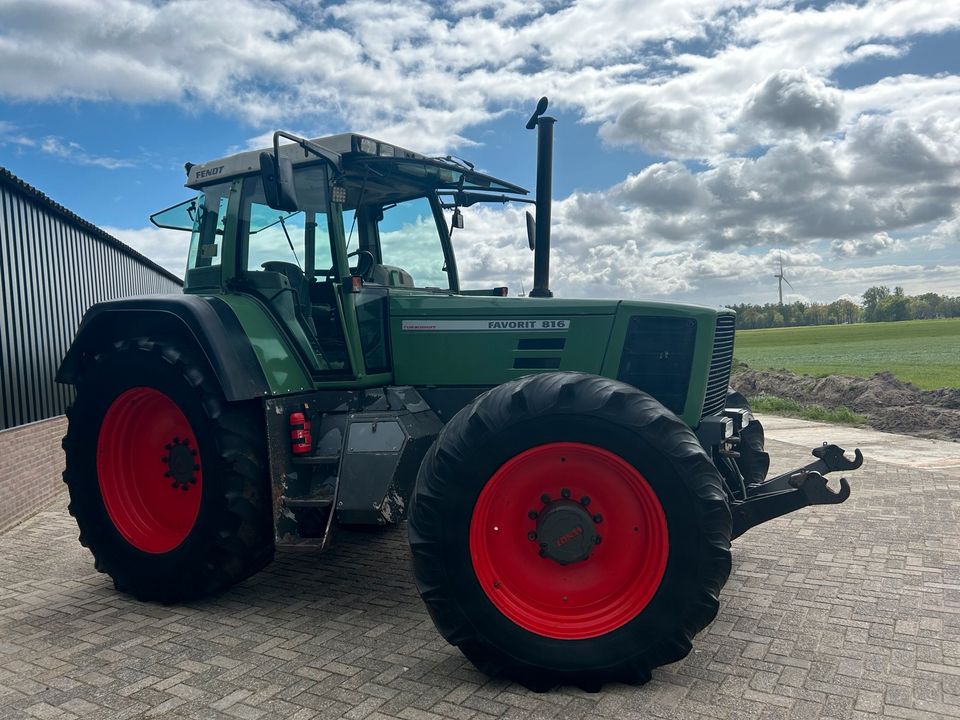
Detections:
[526, 97, 555, 298]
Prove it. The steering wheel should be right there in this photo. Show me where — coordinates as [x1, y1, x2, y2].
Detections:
[324, 250, 375, 281]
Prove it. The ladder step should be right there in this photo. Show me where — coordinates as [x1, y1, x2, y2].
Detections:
[282, 494, 334, 508]
[276, 537, 325, 550]
[291, 454, 341, 466]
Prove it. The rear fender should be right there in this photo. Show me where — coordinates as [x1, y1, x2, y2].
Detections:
[57, 295, 271, 401]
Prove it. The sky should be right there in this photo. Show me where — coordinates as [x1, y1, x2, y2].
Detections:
[1, 0, 959, 306]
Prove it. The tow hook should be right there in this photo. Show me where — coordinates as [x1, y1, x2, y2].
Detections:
[788, 470, 851, 504]
[810, 443, 864, 473]
[731, 442, 861, 539]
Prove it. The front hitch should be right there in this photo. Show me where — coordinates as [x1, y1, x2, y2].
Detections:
[731, 443, 861, 539]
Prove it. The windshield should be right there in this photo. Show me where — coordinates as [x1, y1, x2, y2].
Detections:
[443, 201, 535, 294]
[375, 197, 449, 289]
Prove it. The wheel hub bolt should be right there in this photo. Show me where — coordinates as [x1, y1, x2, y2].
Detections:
[528, 510, 538, 519]
[534, 497, 600, 565]
[593, 514, 603, 524]
[580, 496, 591, 506]
[540, 493, 551, 504]
[528, 531, 537, 541]
[164, 437, 199, 492]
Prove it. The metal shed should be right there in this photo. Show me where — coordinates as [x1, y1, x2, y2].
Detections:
[0, 167, 183, 430]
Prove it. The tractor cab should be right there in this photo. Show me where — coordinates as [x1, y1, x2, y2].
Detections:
[151, 133, 530, 380]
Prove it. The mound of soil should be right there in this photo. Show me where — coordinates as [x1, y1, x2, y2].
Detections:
[731, 366, 960, 441]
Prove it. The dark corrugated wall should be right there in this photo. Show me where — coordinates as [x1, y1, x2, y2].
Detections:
[0, 171, 183, 430]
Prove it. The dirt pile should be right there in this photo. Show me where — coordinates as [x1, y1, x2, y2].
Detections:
[731, 367, 960, 441]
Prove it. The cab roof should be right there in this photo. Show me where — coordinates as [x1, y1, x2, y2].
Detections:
[185, 133, 527, 196]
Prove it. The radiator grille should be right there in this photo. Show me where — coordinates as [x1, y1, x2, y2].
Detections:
[701, 314, 736, 418]
[617, 316, 697, 415]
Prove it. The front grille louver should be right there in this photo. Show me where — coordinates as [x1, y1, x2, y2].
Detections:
[701, 315, 736, 418]
[617, 316, 697, 415]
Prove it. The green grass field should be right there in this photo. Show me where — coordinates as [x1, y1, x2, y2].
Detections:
[733, 317, 960, 390]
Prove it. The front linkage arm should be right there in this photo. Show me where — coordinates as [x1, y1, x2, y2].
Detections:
[730, 443, 862, 539]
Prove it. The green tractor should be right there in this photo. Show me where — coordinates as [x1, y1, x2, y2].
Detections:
[57, 98, 861, 690]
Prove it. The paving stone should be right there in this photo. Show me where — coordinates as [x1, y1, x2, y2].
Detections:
[2, 441, 959, 718]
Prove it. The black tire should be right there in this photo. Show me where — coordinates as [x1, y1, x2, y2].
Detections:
[725, 388, 770, 485]
[726, 388, 750, 409]
[62, 336, 273, 602]
[408, 372, 731, 690]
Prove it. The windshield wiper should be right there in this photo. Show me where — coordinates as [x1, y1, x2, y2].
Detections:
[433, 154, 475, 171]
[346, 164, 375, 250]
[439, 190, 535, 208]
[278, 216, 302, 270]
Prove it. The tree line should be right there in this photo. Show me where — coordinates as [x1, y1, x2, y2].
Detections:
[729, 287, 960, 329]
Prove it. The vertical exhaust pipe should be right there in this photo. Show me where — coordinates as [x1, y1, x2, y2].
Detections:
[526, 97, 555, 298]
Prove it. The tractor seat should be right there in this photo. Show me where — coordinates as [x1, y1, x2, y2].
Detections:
[369, 264, 415, 288]
[261, 261, 317, 336]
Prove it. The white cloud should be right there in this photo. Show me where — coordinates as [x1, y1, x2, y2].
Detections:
[599, 102, 727, 157]
[912, 215, 960, 249]
[612, 161, 710, 212]
[740, 68, 842, 137]
[0, 120, 34, 147]
[38, 136, 132, 169]
[101, 225, 187, 277]
[2, 0, 958, 159]
[831, 232, 897, 257]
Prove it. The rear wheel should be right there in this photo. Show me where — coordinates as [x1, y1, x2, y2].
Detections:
[409, 372, 732, 690]
[63, 337, 273, 602]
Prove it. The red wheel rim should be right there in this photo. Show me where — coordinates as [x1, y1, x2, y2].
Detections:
[469, 442, 668, 639]
[96, 387, 203, 553]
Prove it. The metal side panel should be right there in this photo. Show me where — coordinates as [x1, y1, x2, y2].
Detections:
[338, 395, 442, 525]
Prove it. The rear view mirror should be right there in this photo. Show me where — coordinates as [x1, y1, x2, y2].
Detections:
[259, 152, 299, 211]
[525, 211, 536, 251]
[452, 207, 464, 229]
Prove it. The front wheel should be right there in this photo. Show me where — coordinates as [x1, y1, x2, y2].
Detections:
[63, 336, 273, 602]
[408, 372, 732, 690]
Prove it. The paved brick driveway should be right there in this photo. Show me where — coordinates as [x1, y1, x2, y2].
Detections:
[2, 438, 958, 719]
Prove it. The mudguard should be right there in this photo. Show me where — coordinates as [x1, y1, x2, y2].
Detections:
[57, 295, 270, 401]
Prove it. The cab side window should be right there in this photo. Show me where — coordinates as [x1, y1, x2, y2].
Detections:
[188, 184, 230, 270]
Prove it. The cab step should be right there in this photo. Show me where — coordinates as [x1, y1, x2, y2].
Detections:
[291, 454, 341, 466]
[281, 493, 334, 508]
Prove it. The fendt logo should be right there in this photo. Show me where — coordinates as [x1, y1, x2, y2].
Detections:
[195, 165, 225, 180]
[555, 526, 583, 547]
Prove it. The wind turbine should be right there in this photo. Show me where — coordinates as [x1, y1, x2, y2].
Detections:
[774, 251, 794, 307]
